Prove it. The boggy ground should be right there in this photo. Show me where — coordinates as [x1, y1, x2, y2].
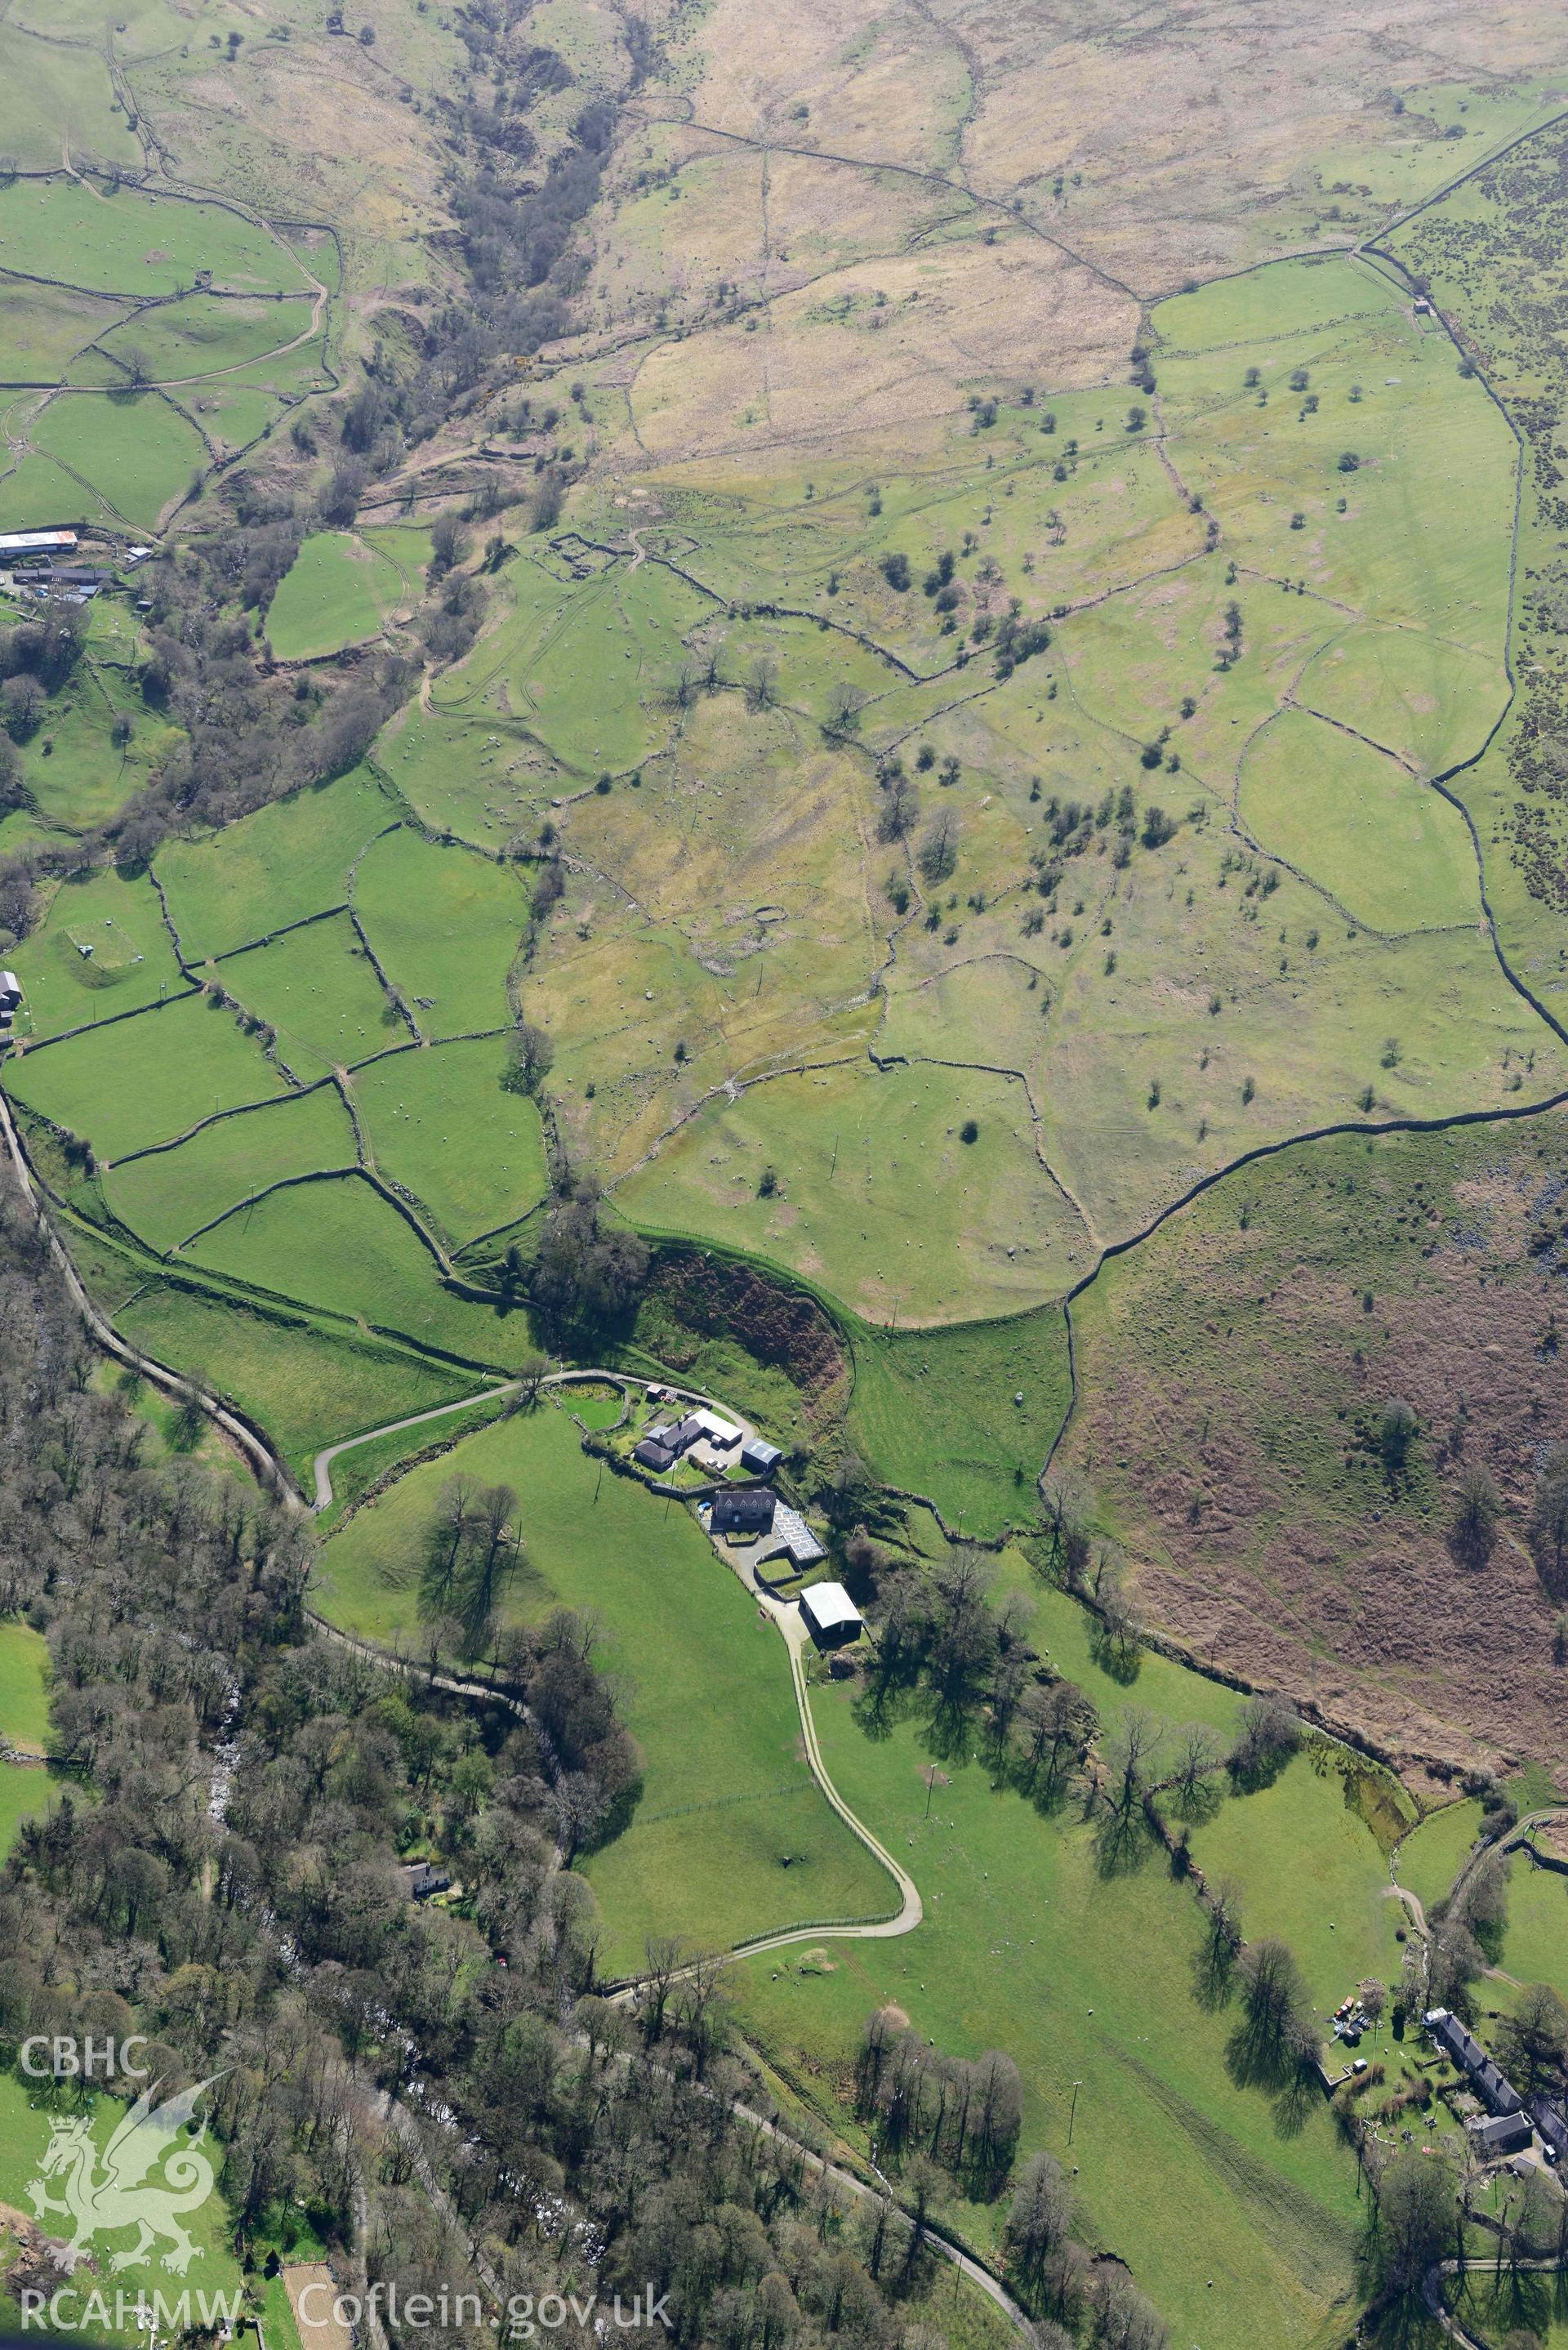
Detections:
[1062, 1113, 1568, 1777]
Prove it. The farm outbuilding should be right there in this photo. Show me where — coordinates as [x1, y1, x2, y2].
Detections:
[1468, 2111, 1532, 2156]
[0, 971, 20, 1022]
[800, 1582, 863, 1647]
[692, 1409, 742, 1451]
[741, 1437, 783, 1476]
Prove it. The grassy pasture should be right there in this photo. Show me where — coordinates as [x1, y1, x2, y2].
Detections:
[431, 552, 705, 783]
[619, 1059, 1085, 1326]
[1310, 78, 1562, 211]
[104, 1081, 357, 1254]
[1151, 265, 1516, 658]
[0, 1759, 55, 1861]
[1499, 1854, 1568, 2003]
[1239, 705, 1481, 932]
[1188, 1750, 1406, 2012]
[0, 281, 127, 382]
[5, 990, 287, 1160]
[1152, 256, 1400, 350]
[156, 767, 392, 959]
[1447, 2275, 1568, 2350]
[15, 681, 181, 839]
[874, 811, 1558, 1246]
[30, 387, 207, 531]
[0, 25, 143, 172]
[310, 1389, 514, 1533]
[114, 1278, 479, 1478]
[1394, 1799, 1486, 1913]
[372, 701, 568, 846]
[314, 1402, 894, 1973]
[7, 866, 186, 1039]
[1296, 623, 1507, 778]
[185, 1170, 528, 1367]
[0, 176, 310, 298]
[98, 293, 317, 383]
[267, 530, 407, 661]
[220, 911, 403, 1078]
[0, 1619, 50, 1755]
[732, 1674, 1363, 2350]
[846, 1306, 1072, 1537]
[351, 825, 526, 1040]
[0, 444, 91, 530]
[351, 1039, 548, 1245]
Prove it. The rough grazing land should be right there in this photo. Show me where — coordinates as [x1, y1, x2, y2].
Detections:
[1065, 1117, 1568, 1776]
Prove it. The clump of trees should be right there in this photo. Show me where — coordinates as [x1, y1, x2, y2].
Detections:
[501, 1014, 554, 1095]
[1227, 1694, 1302, 1790]
[1004, 2151, 1166, 2343]
[530, 1175, 649, 1344]
[857, 2008, 1023, 2194]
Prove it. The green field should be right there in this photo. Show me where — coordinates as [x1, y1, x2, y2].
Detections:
[0, 2072, 243, 2337]
[220, 912, 405, 1077]
[103, 1081, 358, 1254]
[352, 1038, 549, 1244]
[7, 867, 189, 1040]
[114, 1278, 479, 1478]
[30, 388, 209, 532]
[0, 176, 311, 299]
[1447, 2273, 1568, 2350]
[267, 531, 408, 661]
[98, 293, 318, 386]
[1395, 1800, 1487, 1913]
[1239, 705, 1481, 933]
[1297, 623, 1508, 778]
[0, 1620, 50, 1755]
[619, 1059, 1089, 1325]
[156, 769, 392, 961]
[6, 991, 288, 1159]
[351, 825, 527, 1039]
[847, 1306, 1073, 1536]
[1189, 1749, 1407, 2013]
[0, 1759, 55, 1857]
[0, 664, 180, 848]
[1500, 1853, 1568, 2002]
[185, 1170, 527, 1364]
[0, 281, 127, 382]
[314, 1402, 894, 1970]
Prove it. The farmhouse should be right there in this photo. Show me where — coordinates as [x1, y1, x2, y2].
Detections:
[401, 1862, 451, 1902]
[1424, 2009, 1525, 2115]
[741, 1436, 783, 1476]
[1468, 2111, 1532, 2157]
[800, 1582, 863, 1648]
[644, 1414, 705, 1460]
[634, 1436, 677, 1473]
[0, 972, 21, 1024]
[711, 1487, 777, 1538]
[1531, 2098, 1568, 2161]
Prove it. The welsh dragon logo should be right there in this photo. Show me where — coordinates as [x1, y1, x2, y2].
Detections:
[26, 2077, 222, 2275]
